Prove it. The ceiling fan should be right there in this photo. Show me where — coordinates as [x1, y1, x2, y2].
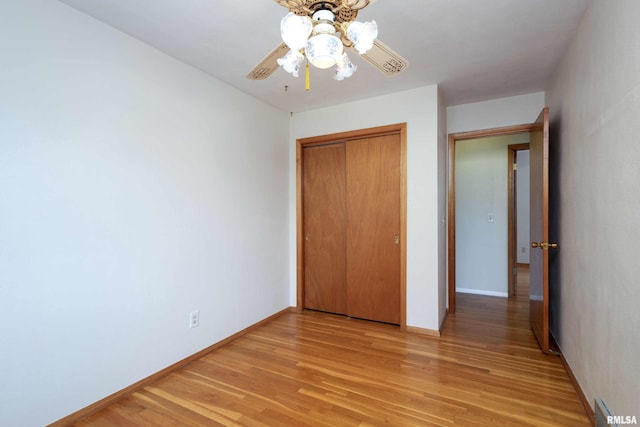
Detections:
[247, 0, 409, 83]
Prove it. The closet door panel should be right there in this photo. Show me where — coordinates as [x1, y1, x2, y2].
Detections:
[346, 134, 401, 324]
[303, 144, 347, 314]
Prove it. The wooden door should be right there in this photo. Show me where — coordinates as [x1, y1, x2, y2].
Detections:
[346, 134, 401, 324]
[303, 144, 347, 314]
[529, 107, 553, 353]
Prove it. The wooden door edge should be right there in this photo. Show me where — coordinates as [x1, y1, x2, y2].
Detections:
[295, 142, 305, 313]
[399, 123, 408, 329]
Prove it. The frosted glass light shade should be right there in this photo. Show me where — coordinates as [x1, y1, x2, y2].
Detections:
[334, 52, 357, 80]
[306, 33, 343, 69]
[280, 12, 312, 51]
[347, 20, 378, 54]
[277, 49, 305, 77]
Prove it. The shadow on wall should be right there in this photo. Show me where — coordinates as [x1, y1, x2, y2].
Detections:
[548, 111, 562, 341]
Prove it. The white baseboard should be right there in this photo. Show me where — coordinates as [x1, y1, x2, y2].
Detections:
[457, 288, 508, 298]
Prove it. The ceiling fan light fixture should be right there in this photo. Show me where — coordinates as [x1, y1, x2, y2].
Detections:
[343, 0, 370, 10]
[262, 0, 405, 83]
[347, 20, 378, 54]
[277, 49, 305, 77]
[306, 33, 343, 69]
[334, 52, 357, 80]
[280, 12, 312, 51]
[311, 9, 335, 22]
[250, 1, 408, 83]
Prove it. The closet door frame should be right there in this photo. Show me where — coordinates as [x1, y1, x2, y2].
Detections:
[296, 123, 407, 329]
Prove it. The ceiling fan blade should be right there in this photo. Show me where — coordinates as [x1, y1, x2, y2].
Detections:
[246, 42, 288, 80]
[358, 39, 409, 77]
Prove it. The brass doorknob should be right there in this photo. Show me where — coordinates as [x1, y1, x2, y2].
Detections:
[531, 242, 558, 250]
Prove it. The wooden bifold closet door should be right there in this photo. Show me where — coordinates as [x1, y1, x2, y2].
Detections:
[303, 143, 348, 314]
[303, 133, 401, 325]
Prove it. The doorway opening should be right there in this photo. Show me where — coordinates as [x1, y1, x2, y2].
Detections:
[508, 144, 531, 298]
[448, 123, 538, 314]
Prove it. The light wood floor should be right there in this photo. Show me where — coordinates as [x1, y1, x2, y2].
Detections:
[74, 267, 589, 426]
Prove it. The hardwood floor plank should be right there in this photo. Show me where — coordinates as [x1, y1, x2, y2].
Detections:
[73, 267, 589, 426]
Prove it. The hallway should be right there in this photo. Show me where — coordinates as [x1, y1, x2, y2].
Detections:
[444, 265, 533, 350]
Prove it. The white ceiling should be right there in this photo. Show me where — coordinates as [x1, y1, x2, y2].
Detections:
[57, 0, 591, 113]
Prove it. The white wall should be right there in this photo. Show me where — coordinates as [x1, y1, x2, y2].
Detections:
[0, 1, 290, 426]
[447, 92, 545, 134]
[289, 85, 444, 331]
[455, 134, 530, 296]
[516, 150, 530, 264]
[546, 0, 640, 416]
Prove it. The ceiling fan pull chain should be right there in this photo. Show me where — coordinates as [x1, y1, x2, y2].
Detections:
[305, 62, 310, 91]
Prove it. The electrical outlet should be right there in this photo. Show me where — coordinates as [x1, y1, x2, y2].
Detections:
[189, 310, 199, 329]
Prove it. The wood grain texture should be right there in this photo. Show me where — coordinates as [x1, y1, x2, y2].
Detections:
[73, 268, 589, 426]
[398, 124, 407, 329]
[346, 134, 401, 324]
[529, 107, 550, 353]
[296, 124, 406, 327]
[303, 144, 347, 314]
[50, 308, 294, 427]
[296, 143, 305, 313]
